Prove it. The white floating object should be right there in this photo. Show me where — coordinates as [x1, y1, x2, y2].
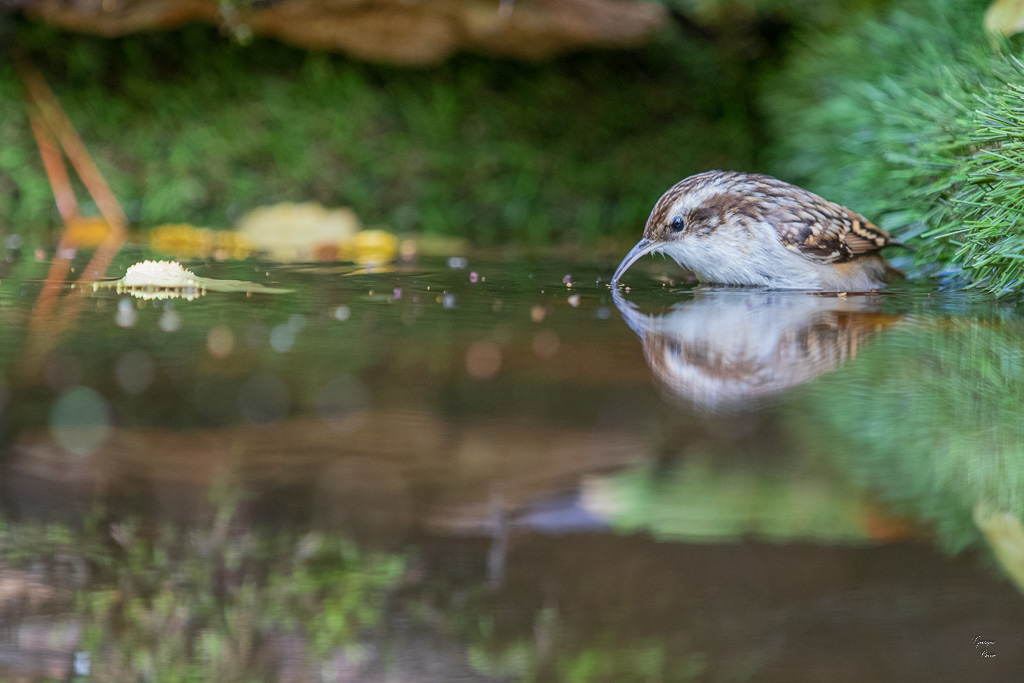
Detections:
[94, 260, 290, 300]
[121, 260, 201, 288]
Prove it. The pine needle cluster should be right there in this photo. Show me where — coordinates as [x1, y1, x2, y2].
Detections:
[765, 0, 1024, 294]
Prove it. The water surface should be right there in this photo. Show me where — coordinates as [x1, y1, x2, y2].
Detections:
[0, 249, 1021, 680]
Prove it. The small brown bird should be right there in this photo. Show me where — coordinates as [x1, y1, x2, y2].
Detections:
[612, 171, 904, 290]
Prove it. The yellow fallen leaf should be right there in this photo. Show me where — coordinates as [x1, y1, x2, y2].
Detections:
[348, 229, 399, 266]
[237, 202, 361, 261]
[65, 215, 111, 248]
[985, 0, 1024, 36]
[150, 224, 252, 260]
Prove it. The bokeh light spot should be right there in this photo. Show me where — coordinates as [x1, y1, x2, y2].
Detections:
[159, 308, 182, 332]
[466, 341, 502, 380]
[115, 298, 138, 328]
[50, 387, 111, 457]
[532, 330, 560, 359]
[269, 324, 296, 352]
[207, 325, 235, 358]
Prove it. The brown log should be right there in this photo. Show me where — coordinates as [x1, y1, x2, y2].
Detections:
[20, 0, 668, 64]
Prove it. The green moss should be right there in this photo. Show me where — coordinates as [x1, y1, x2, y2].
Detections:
[764, 0, 1024, 294]
[0, 20, 758, 246]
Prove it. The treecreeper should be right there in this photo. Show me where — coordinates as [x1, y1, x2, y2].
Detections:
[612, 170, 905, 291]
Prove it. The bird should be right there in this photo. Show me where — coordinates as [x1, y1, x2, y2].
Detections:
[611, 170, 905, 291]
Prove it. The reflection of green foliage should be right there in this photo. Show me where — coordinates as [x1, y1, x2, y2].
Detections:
[1, 502, 405, 681]
[764, 0, 1024, 293]
[0, 20, 755, 246]
[807, 318, 1024, 550]
[596, 458, 867, 542]
[461, 604, 706, 683]
[79, 529, 403, 680]
[557, 644, 703, 683]
[468, 637, 704, 683]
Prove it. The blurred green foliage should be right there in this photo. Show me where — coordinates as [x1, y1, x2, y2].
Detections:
[0, 20, 758, 246]
[597, 457, 868, 542]
[764, 0, 1024, 294]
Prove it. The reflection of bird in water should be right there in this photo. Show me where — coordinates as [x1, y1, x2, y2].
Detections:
[612, 171, 905, 291]
[614, 288, 899, 410]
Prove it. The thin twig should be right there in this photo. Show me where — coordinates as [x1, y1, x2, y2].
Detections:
[17, 59, 128, 375]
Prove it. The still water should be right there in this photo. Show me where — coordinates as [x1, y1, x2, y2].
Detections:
[0, 249, 1022, 681]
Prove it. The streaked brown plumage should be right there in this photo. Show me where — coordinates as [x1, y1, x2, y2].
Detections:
[613, 171, 905, 291]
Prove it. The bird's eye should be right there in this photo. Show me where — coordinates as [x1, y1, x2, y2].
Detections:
[670, 216, 685, 232]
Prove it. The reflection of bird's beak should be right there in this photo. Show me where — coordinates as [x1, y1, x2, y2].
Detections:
[611, 286, 657, 337]
[611, 238, 658, 285]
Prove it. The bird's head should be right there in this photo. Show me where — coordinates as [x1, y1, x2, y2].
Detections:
[611, 170, 762, 285]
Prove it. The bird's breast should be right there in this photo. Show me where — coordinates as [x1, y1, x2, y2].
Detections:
[660, 224, 884, 290]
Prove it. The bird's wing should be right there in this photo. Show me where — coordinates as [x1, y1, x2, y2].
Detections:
[770, 197, 900, 264]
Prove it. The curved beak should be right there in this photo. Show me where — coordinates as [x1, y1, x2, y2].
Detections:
[611, 238, 659, 286]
